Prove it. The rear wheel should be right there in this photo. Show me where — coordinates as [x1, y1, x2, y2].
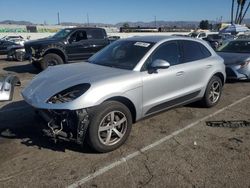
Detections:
[201, 75, 222, 107]
[41, 53, 63, 70]
[87, 101, 132, 153]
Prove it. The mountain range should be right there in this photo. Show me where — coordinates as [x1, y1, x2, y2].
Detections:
[1, 19, 250, 28]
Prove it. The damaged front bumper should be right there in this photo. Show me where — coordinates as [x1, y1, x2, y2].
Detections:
[0, 75, 21, 101]
[36, 108, 90, 145]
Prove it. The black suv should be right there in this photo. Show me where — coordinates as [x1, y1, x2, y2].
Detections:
[25, 27, 112, 70]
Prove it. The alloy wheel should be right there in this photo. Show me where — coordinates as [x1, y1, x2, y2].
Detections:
[98, 111, 127, 146]
[209, 80, 221, 104]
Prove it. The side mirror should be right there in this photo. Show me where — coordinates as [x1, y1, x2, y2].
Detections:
[151, 59, 170, 69]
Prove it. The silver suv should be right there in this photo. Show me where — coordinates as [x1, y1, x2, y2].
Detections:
[22, 36, 226, 152]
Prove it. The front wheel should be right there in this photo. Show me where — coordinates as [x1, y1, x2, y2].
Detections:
[41, 53, 63, 70]
[87, 101, 132, 153]
[201, 75, 222, 107]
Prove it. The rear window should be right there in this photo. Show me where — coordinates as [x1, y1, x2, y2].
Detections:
[181, 40, 211, 63]
[87, 29, 105, 39]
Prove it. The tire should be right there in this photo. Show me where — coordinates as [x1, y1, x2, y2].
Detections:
[87, 101, 132, 153]
[41, 53, 63, 70]
[201, 75, 222, 108]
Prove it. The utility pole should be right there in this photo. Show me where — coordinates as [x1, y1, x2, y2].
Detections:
[154, 16, 157, 28]
[57, 12, 60, 25]
[231, 0, 235, 24]
[87, 13, 90, 26]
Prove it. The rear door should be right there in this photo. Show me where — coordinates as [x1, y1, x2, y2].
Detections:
[178, 40, 213, 95]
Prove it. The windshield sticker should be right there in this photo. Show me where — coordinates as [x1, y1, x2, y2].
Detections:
[134, 42, 151, 47]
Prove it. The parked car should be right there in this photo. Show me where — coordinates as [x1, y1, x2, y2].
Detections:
[7, 45, 27, 61]
[0, 35, 27, 60]
[24, 27, 114, 70]
[203, 34, 235, 49]
[188, 32, 207, 39]
[0, 40, 17, 55]
[1, 35, 23, 41]
[22, 36, 226, 152]
[217, 40, 250, 80]
[236, 33, 250, 40]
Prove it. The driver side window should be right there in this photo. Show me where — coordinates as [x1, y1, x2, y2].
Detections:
[70, 30, 87, 43]
[152, 42, 180, 65]
[143, 41, 180, 71]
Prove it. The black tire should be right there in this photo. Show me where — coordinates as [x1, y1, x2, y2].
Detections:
[87, 101, 132, 153]
[201, 75, 222, 107]
[41, 53, 63, 70]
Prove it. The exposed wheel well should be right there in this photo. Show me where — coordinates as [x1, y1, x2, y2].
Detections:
[44, 49, 66, 63]
[214, 72, 225, 85]
[105, 96, 137, 123]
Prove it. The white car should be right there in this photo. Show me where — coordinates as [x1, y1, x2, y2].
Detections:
[189, 32, 207, 39]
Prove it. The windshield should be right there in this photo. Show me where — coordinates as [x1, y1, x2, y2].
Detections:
[217, 40, 250, 53]
[89, 40, 155, 70]
[52, 29, 72, 38]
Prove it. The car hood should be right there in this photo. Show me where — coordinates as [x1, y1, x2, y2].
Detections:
[217, 52, 250, 65]
[24, 37, 62, 46]
[22, 62, 138, 104]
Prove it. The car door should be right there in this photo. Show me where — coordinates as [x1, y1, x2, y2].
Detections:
[178, 40, 212, 95]
[141, 41, 189, 116]
[65, 30, 91, 61]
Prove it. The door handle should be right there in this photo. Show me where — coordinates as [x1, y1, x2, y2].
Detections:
[176, 71, 184, 76]
[206, 65, 212, 69]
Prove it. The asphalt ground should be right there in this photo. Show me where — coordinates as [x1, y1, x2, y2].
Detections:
[0, 57, 250, 188]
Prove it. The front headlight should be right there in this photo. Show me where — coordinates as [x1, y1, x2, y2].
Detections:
[16, 48, 25, 52]
[240, 60, 250, 68]
[47, 83, 90, 104]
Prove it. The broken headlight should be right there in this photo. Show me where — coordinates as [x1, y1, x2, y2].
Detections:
[47, 83, 90, 104]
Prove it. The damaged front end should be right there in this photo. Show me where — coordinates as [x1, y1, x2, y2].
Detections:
[37, 109, 89, 145]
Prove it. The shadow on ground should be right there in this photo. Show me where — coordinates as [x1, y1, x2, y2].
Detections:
[0, 100, 94, 154]
[3, 63, 39, 74]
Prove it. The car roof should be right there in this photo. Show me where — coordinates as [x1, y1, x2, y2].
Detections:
[122, 35, 202, 43]
[65, 27, 104, 30]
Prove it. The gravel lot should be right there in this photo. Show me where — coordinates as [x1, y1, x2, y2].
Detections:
[0, 56, 250, 188]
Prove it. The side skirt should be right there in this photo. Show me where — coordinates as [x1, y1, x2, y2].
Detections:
[145, 90, 201, 116]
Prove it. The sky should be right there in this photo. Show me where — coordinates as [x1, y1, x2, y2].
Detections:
[0, 0, 234, 24]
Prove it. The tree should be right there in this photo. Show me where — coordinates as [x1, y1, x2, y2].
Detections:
[231, 0, 250, 24]
[235, 0, 241, 23]
[240, 1, 250, 23]
[199, 20, 210, 30]
[237, 0, 246, 23]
